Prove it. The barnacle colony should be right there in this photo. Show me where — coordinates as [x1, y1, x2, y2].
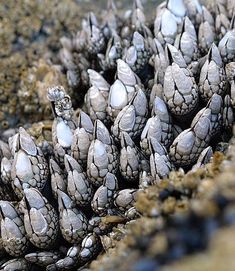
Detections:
[0, 0, 235, 270]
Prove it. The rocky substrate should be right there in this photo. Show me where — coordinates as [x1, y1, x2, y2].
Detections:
[86, 135, 235, 271]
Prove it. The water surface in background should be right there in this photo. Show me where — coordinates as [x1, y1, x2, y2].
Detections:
[77, 0, 163, 18]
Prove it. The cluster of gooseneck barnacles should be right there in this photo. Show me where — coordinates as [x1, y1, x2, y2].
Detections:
[0, 0, 235, 270]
